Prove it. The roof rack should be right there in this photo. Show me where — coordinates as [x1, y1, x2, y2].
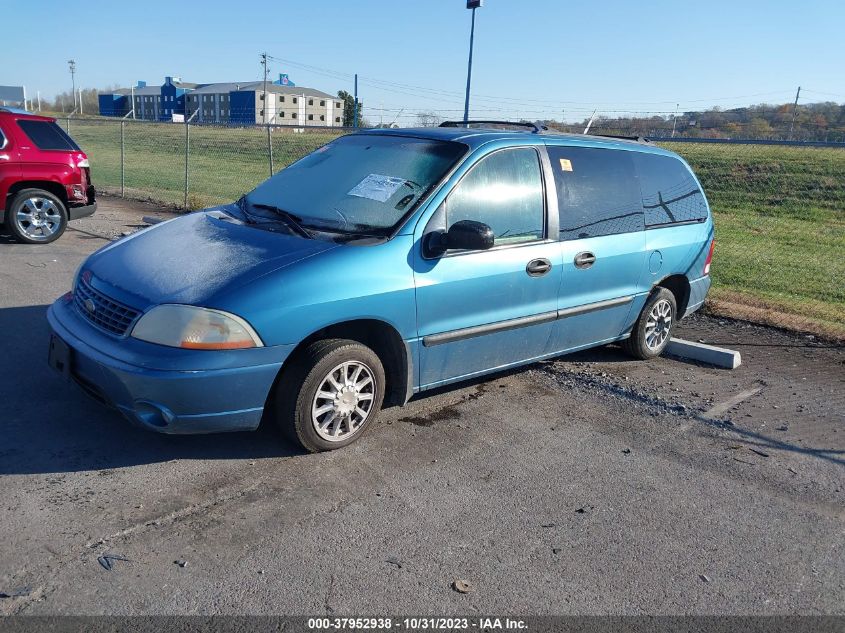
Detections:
[589, 133, 651, 144]
[439, 120, 547, 134]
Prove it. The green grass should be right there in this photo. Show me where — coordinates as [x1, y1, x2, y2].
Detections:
[68, 120, 343, 208]
[67, 120, 845, 338]
[659, 142, 845, 337]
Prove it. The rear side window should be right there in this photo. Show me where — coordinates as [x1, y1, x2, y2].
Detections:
[0, 127, 6, 149]
[16, 120, 80, 151]
[633, 153, 708, 226]
[548, 146, 644, 240]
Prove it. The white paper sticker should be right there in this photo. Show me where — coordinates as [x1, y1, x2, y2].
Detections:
[347, 174, 406, 203]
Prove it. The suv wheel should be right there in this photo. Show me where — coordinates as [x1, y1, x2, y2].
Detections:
[622, 287, 677, 360]
[8, 189, 68, 244]
[274, 339, 385, 452]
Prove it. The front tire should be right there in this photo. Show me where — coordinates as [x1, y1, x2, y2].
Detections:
[274, 339, 386, 452]
[622, 287, 677, 360]
[8, 189, 68, 244]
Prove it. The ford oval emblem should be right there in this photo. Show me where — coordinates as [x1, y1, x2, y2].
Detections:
[84, 298, 96, 314]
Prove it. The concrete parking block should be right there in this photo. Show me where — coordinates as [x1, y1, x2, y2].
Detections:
[666, 337, 742, 369]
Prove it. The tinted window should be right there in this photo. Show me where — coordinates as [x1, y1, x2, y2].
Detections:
[548, 146, 643, 240]
[633, 153, 708, 226]
[17, 120, 80, 151]
[446, 148, 544, 246]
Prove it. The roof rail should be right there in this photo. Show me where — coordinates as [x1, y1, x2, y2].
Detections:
[439, 120, 547, 134]
[589, 133, 651, 144]
[0, 107, 32, 115]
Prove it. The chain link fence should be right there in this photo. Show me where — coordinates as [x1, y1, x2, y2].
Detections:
[63, 117, 845, 340]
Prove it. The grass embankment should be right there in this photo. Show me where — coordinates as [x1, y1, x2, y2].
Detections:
[661, 142, 844, 339]
[68, 121, 844, 339]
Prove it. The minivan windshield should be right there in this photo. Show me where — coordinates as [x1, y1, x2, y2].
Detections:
[245, 134, 466, 234]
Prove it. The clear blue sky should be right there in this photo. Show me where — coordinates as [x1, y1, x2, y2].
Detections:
[4, 0, 843, 124]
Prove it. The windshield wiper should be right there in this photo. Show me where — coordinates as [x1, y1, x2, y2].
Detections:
[248, 203, 313, 239]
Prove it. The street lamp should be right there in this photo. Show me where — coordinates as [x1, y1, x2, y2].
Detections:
[463, 0, 482, 124]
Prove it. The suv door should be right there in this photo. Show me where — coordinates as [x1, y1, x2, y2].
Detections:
[544, 144, 648, 351]
[414, 146, 561, 388]
[0, 122, 22, 224]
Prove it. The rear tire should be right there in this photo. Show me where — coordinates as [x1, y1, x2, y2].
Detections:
[274, 339, 385, 452]
[622, 287, 677, 360]
[7, 188, 68, 244]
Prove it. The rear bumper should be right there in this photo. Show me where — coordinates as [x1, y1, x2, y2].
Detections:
[684, 275, 711, 318]
[68, 201, 96, 221]
[47, 297, 293, 434]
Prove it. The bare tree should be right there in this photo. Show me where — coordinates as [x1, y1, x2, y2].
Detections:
[415, 111, 441, 127]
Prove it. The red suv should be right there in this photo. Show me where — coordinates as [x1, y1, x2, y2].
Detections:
[0, 108, 96, 244]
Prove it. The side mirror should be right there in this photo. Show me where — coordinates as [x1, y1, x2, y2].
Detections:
[441, 220, 495, 252]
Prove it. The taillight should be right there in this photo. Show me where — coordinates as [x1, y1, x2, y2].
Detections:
[703, 238, 715, 275]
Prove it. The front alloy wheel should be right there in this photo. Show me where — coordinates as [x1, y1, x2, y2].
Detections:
[275, 339, 385, 452]
[311, 361, 376, 442]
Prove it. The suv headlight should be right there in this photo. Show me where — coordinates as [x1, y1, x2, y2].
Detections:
[131, 305, 263, 350]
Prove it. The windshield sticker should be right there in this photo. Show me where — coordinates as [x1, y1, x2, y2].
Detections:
[559, 158, 573, 172]
[348, 174, 406, 203]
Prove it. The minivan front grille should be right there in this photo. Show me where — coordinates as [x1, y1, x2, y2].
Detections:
[73, 276, 141, 337]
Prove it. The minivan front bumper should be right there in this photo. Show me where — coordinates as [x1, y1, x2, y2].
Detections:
[47, 296, 293, 434]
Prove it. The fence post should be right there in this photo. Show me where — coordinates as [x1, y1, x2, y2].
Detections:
[267, 123, 274, 178]
[184, 119, 190, 209]
[120, 121, 125, 198]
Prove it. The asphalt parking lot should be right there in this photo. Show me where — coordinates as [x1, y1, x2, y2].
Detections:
[1, 197, 843, 616]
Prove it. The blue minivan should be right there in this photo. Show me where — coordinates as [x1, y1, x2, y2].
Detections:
[47, 122, 714, 451]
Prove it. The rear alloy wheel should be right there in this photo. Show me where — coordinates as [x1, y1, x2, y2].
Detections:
[8, 189, 68, 244]
[275, 339, 385, 452]
[622, 287, 677, 360]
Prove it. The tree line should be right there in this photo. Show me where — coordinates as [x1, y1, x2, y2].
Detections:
[545, 102, 845, 142]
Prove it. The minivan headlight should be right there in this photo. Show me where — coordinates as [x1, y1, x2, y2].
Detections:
[131, 305, 263, 350]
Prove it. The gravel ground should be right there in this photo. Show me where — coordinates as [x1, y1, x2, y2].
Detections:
[0, 196, 842, 616]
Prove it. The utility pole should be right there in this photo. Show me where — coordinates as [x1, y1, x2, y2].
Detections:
[37, 91, 41, 111]
[788, 86, 801, 140]
[68, 60, 77, 111]
[261, 52, 269, 125]
[261, 52, 273, 177]
[353, 74, 359, 128]
[671, 103, 679, 138]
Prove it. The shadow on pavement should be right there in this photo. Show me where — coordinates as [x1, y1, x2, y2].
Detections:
[2, 304, 839, 476]
[0, 305, 301, 476]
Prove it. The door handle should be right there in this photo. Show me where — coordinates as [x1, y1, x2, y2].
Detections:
[574, 251, 596, 269]
[526, 258, 552, 277]
[0, 154, 9, 161]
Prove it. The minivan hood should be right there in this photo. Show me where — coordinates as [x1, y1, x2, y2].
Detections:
[83, 207, 339, 307]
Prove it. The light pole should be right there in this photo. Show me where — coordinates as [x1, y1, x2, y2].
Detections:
[463, 0, 482, 124]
